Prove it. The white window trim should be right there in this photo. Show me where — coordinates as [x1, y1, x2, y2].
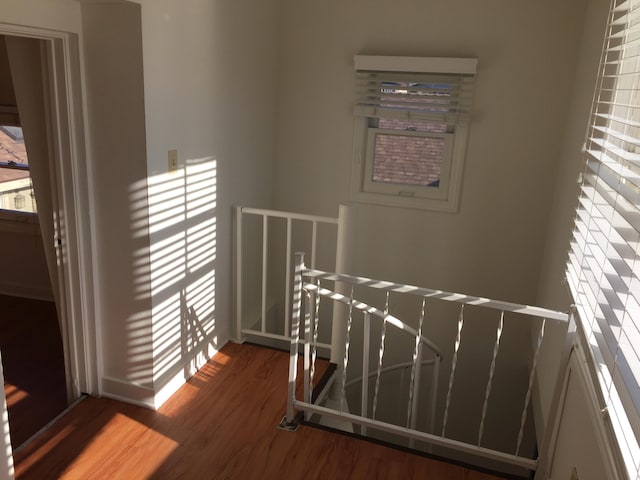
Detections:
[0, 209, 38, 231]
[349, 55, 476, 213]
[565, 1, 640, 476]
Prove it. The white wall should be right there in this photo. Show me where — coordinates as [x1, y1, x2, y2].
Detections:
[81, 2, 154, 405]
[536, 0, 609, 423]
[274, 0, 586, 304]
[0, 0, 81, 34]
[0, 225, 52, 300]
[134, 0, 278, 406]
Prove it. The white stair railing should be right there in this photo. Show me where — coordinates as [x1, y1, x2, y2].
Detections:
[282, 252, 573, 476]
[344, 356, 441, 434]
[234, 206, 347, 346]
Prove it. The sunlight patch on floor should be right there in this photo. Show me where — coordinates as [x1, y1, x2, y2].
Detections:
[68, 413, 178, 477]
[4, 384, 28, 406]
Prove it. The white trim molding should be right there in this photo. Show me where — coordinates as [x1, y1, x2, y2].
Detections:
[354, 55, 478, 75]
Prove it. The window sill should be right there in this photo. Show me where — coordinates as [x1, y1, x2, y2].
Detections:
[350, 190, 460, 213]
[0, 211, 40, 234]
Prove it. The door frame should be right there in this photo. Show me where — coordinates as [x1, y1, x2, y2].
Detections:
[0, 23, 99, 402]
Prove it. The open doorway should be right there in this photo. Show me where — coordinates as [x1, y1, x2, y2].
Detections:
[0, 25, 99, 463]
[0, 34, 68, 450]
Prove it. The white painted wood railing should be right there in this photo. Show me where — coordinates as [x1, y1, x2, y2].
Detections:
[283, 252, 573, 477]
[234, 206, 349, 346]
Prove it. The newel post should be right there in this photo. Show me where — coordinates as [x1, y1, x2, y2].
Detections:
[331, 204, 354, 366]
[279, 252, 305, 431]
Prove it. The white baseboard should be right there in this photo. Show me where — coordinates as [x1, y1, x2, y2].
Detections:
[100, 376, 155, 410]
[100, 333, 228, 411]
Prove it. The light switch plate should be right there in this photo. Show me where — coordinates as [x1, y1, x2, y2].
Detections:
[168, 149, 178, 171]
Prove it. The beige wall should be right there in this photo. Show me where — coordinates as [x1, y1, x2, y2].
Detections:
[0, 225, 52, 300]
[81, 0, 279, 406]
[273, 0, 586, 304]
[135, 0, 278, 405]
[81, 1, 154, 404]
[0, 0, 81, 34]
[535, 0, 609, 424]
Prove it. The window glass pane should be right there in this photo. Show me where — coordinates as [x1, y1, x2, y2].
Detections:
[379, 81, 454, 115]
[0, 126, 37, 213]
[372, 133, 444, 187]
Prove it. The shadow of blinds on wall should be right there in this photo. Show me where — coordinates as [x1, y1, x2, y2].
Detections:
[567, 0, 640, 477]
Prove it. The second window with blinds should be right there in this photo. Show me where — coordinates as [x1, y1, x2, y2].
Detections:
[350, 56, 477, 212]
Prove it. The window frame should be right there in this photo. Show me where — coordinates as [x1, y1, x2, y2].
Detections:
[363, 127, 454, 200]
[566, 0, 640, 476]
[349, 55, 476, 213]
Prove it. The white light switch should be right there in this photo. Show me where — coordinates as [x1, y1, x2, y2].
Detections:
[168, 149, 178, 171]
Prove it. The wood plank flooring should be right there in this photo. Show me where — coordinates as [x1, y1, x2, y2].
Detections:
[14, 343, 503, 480]
[0, 294, 67, 448]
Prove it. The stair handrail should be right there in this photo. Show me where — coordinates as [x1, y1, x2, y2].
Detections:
[303, 267, 568, 322]
[303, 282, 442, 358]
[283, 251, 572, 475]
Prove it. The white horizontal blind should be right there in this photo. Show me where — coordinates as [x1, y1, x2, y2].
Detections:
[567, 0, 640, 474]
[354, 72, 475, 124]
[354, 58, 476, 124]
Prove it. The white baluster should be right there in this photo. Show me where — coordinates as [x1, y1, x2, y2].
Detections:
[310, 279, 320, 395]
[261, 215, 268, 333]
[340, 286, 354, 413]
[442, 304, 465, 438]
[283, 253, 304, 427]
[478, 310, 504, 446]
[407, 297, 426, 429]
[361, 312, 371, 436]
[372, 291, 390, 420]
[516, 317, 546, 456]
[303, 291, 312, 411]
[284, 217, 292, 336]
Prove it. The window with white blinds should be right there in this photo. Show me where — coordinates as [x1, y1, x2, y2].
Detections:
[350, 56, 476, 212]
[354, 69, 475, 125]
[567, 0, 640, 473]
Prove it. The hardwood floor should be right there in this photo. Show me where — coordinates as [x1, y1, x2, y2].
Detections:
[0, 294, 67, 448]
[14, 343, 504, 480]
